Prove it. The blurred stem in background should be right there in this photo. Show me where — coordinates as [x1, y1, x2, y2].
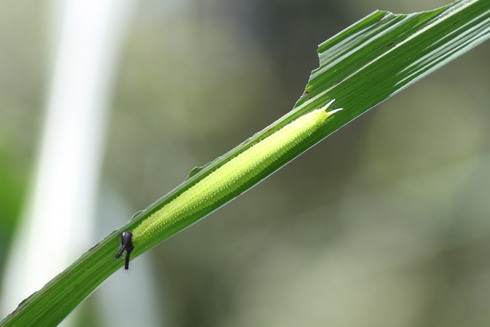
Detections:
[0, 0, 160, 326]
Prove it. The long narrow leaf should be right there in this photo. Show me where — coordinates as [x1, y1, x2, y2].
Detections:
[1, 0, 489, 325]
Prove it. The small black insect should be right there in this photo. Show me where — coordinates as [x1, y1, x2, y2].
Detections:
[115, 231, 134, 270]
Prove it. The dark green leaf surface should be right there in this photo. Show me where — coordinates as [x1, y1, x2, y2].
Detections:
[1, 0, 488, 325]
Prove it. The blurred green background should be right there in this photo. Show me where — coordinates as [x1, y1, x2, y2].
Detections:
[1, 0, 490, 326]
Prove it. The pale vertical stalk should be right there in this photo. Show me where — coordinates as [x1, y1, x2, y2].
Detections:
[1, 0, 131, 324]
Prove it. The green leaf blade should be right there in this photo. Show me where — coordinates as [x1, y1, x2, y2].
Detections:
[1, 1, 488, 325]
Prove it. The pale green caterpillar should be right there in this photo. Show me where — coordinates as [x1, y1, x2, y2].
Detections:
[116, 100, 342, 269]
